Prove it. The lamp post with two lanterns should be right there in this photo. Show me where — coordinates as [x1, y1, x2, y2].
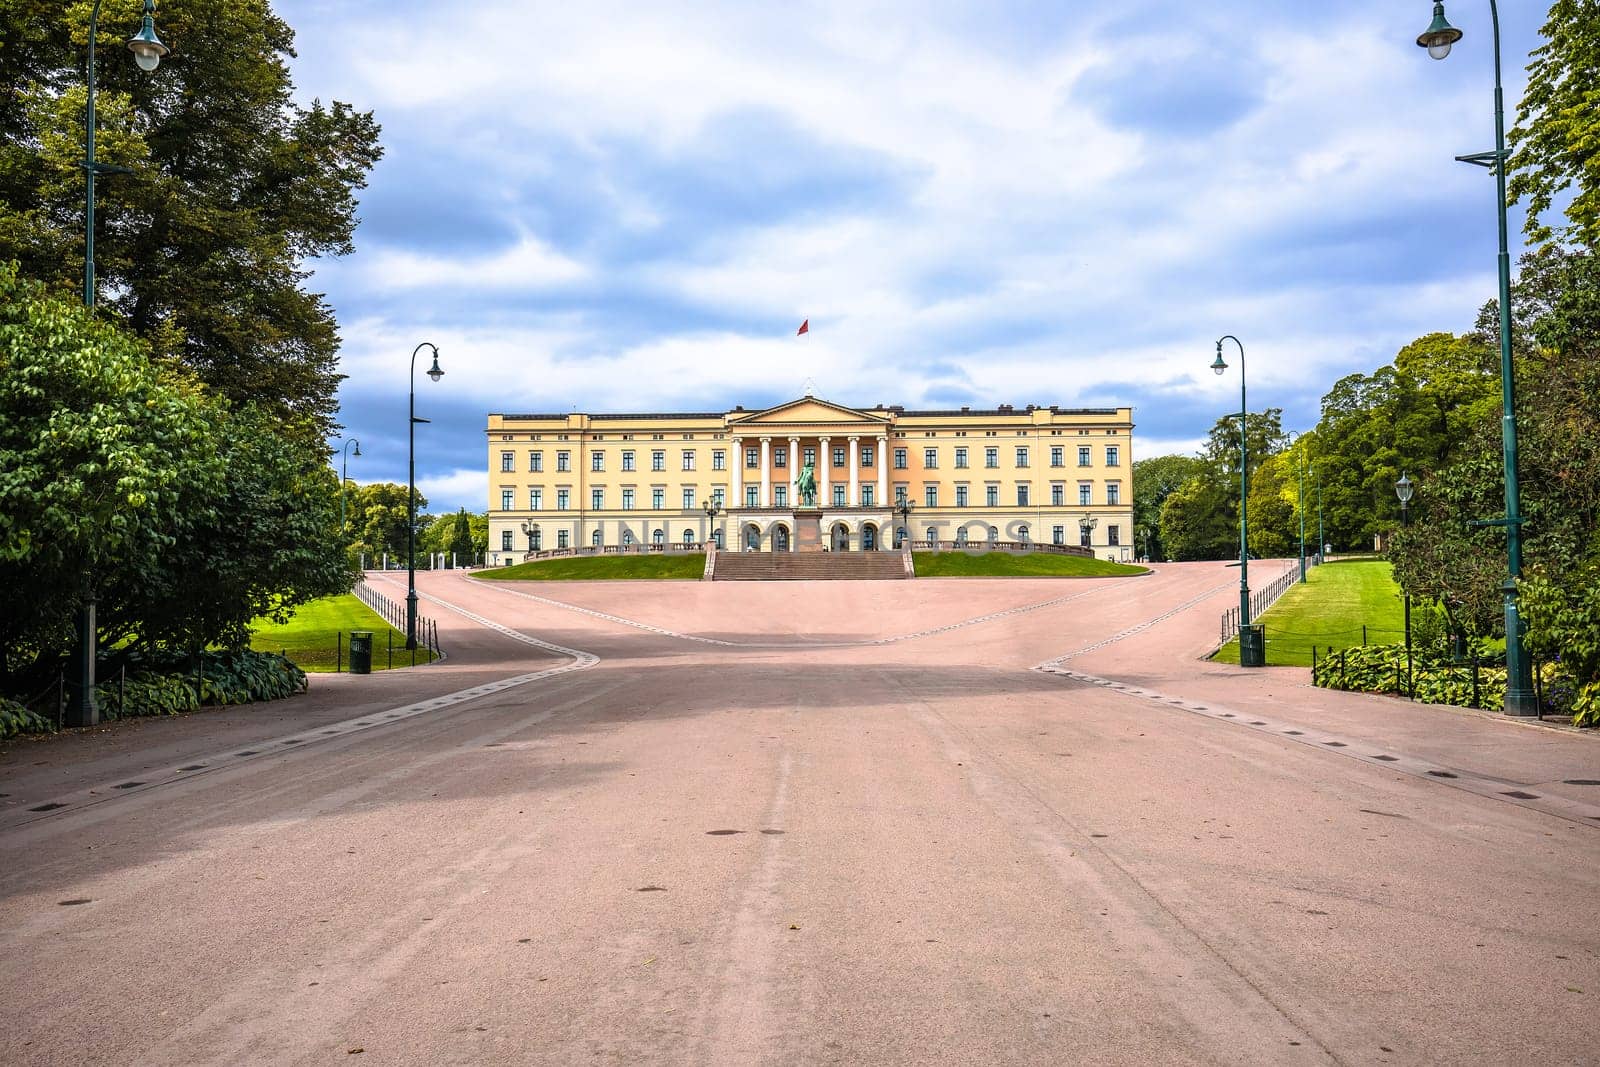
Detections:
[407, 343, 443, 651]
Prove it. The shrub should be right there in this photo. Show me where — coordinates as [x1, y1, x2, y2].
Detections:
[0, 697, 53, 739]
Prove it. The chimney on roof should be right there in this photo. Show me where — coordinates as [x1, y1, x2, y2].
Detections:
[961, 405, 970, 412]
[998, 404, 1013, 412]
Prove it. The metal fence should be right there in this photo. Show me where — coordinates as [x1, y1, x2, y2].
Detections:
[1218, 557, 1320, 643]
[353, 577, 442, 658]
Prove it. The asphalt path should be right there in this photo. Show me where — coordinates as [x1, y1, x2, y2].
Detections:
[1, 562, 1596, 1065]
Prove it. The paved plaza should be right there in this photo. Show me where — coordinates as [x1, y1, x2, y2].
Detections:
[2, 563, 1597, 1064]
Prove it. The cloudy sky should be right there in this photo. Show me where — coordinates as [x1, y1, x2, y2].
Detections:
[276, 1, 1546, 514]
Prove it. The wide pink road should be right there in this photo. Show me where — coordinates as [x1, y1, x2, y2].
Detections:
[2, 562, 1597, 1065]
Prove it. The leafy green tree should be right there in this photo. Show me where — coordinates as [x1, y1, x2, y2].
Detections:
[1509, 0, 1600, 246]
[0, 0, 383, 438]
[347, 483, 425, 565]
[1133, 454, 1206, 560]
[1158, 476, 1236, 561]
[449, 509, 475, 561]
[0, 264, 217, 682]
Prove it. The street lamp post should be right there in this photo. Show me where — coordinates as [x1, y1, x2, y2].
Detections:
[339, 439, 361, 532]
[704, 499, 721, 548]
[68, 0, 167, 729]
[1316, 465, 1325, 560]
[520, 520, 538, 556]
[1288, 431, 1308, 582]
[407, 342, 443, 650]
[896, 500, 912, 548]
[1417, 1, 1537, 716]
[1078, 514, 1098, 550]
[1211, 335, 1250, 630]
[1396, 472, 1415, 692]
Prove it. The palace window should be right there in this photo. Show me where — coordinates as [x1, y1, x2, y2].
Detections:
[896, 486, 908, 506]
[860, 447, 875, 467]
[746, 448, 759, 468]
[833, 447, 846, 468]
[712, 488, 725, 508]
[652, 450, 666, 472]
[652, 488, 665, 509]
[1053, 525, 1065, 545]
[1052, 484, 1064, 506]
[556, 489, 570, 510]
[894, 448, 908, 469]
[682, 451, 696, 471]
[1108, 524, 1121, 546]
[683, 488, 696, 509]
[1018, 524, 1030, 543]
[654, 529, 665, 546]
[623, 530, 635, 546]
[861, 484, 875, 506]
[712, 450, 726, 471]
[592, 529, 603, 547]
[1017, 485, 1030, 506]
[923, 448, 938, 469]
[500, 451, 514, 472]
[622, 489, 635, 510]
[803, 448, 816, 466]
[1107, 483, 1121, 505]
[774, 448, 787, 468]
[1081, 524, 1092, 548]
[530, 488, 543, 510]
[985, 448, 999, 468]
[1078, 446, 1091, 467]
[834, 485, 846, 506]
[501, 530, 513, 550]
[557, 530, 569, 549]
[1016, 447, 1029, 468]
[622, 450, 636, 472]
[1079, 483, 1092, 506]
[955, 447, 968, 468]
[956, 528, 969, 546]
[1106, 445, 1120, 467]
[746, 486, 759, 507]
[956, 485, 968, 507]
[501, 489, 514, 510]
[683, 528, 695, 545]
[1050, 447, 1064, 467]
[530, 451, 543, 472]
[925, 486, 938, 508]
[775, 485, 788, 507]
[591, 451, 604, 472]
[591, 489, 604, 510]
[555, 451, 570, 472]
[986, 485, 999, 507]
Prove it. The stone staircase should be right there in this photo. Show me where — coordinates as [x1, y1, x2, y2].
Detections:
[711, 551, 911, 581]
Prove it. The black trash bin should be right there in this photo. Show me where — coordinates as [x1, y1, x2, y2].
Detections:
[1239, 624, 1266, 668]
[348, 631, 373, 675]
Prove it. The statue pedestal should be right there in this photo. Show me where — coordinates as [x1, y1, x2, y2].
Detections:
[793, 509, 824, 552]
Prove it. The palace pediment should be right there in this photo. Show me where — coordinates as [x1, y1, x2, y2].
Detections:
[727, 397, 889, 428]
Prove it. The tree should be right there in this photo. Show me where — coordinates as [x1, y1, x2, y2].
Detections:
[449, 509, 476, 561]
[1509, 1, 1600, 246]
[1158, 476, 1237, 562]
[1133, 455, 1206, 560]
[347, 483, 425, 565]
[0, 264, 217, 683]
[0, 0, 383, 439]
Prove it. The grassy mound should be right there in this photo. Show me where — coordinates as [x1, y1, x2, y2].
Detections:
[911, 552, 1147, 578]
[1212, 559, 1404, 667]
[250, 593, 434, 671]
[485, 554, 707, 581]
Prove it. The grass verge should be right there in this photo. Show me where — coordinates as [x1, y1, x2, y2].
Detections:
[485, 554, 707, 581]
[911, 552, 1147, 578]
[1213, 559, 1405, 667]
[250, 594, 435, 672]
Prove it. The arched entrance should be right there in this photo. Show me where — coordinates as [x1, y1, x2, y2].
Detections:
[773, 524, 791, 552]
[744, 524, 761, 551]
[862, 523, 878, 551]
[712, 529, 724, 549]
[831, 523, 850, 551]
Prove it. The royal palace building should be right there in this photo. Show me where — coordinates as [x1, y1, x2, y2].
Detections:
[486, 396, 1136, 565]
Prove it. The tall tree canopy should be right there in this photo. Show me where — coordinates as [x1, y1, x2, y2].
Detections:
[1510, 0, 1600, 246]
[0, 0, 382, 438]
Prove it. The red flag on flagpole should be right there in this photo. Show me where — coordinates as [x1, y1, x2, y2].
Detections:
[796, 319, 809, 336]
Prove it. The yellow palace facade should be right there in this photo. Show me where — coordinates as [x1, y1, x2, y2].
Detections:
[486, 396, 1135, 565]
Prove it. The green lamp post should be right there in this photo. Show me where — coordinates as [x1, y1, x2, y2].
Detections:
[1417, 1, 1537, 716]
[68, 0, 167, 729]
[1211, 335, 1252, 646]
[407, 342, 443, 650]
[339, 439, 361, 531]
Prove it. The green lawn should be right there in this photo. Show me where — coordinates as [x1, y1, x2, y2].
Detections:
[911, 551, 1147, 578]
[485, 554, 707, 581]
[250, 594, 436, 672]
[1213, 559, 1405, 667]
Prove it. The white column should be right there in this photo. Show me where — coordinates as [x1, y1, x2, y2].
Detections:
[787, 436, 800, 506]
[731, 437, 743, 507]
[848, 436, 860, 506]
[876, 435, 888, 509]
[818, 437, 831, 507]
[760, 437, 772, 507]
